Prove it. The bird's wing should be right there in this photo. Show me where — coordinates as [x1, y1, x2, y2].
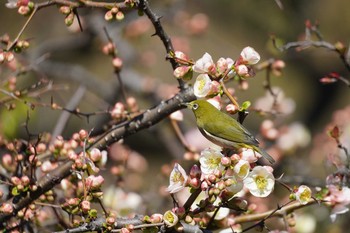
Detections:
[203, 113, 259, 146]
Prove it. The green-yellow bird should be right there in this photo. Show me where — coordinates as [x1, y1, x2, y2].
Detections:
[186, 99, 275, 164]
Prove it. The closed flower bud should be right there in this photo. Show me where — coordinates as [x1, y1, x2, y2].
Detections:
[112, 57, 123, 71]
[89, 148, 102, 162]
[85, 175, 104, 190]
[236, 64, 249, 77]
[111, 7, 119, 14]
[0, 203, 13, 214]
[65, 12, 75, 27]
[150, 213, 163, 223]
[116, 11, 124, 21]
[174, 51, 189, 62]
[104, 10, 113, 21]
[189, 164, 201, 178]
[11, 176, 21, 186]
[59, 6, 71, 15]
[18, 5, 31, 15]
[21, 176, 30, 186]
[80, 200, 91, 213]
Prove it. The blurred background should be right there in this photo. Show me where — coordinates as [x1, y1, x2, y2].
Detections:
[1, 0, 350, 232]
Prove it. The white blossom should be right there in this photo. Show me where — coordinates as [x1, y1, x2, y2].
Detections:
[166, 163, 188, 194]
[295, 185, 312, 205]
[240, 46, 260, 65]
[199, 148, 224, 175]
[233, 160, 250, 180]
[243, 166, 275, 197]
[193, 74, 212, 98]
[193, 52, 214, 73]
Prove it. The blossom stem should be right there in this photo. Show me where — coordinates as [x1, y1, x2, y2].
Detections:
[219, 80, 239, 108]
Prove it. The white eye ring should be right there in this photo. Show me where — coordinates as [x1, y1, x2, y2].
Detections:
[193, 103, 199, 110]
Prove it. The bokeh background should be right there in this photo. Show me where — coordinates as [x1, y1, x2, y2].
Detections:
[1, 0, 350, 232]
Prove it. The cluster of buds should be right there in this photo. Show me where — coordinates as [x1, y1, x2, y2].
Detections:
[59, 5, 75, 27]
[110, 102, 127, 121]
[105, 7, 125, 21]
[6, 0, 34, 16]
[10, 175, 31, 196]
[38, 190, 54, 202]
[62, 195, 98, 218]
[103, 213, 118, 231]
[0, 50, 14, 64]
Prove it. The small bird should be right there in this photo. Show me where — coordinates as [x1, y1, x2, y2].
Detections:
[186, 99, 275, 164]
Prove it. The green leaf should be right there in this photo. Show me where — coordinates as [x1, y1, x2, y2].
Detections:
[241, 101, 251, 110]
[11, 187, 20, 196]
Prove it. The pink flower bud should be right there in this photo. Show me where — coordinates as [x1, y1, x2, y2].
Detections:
[104, 10, 113, 21]
[201, 180, 209, 190]
[112, 57, 123, 71]
[111, 7, 119, 14]
[67, 198, 79, 206]
[189, 164, 201, 178]
[208, 174, 217, 183]
[106, 216, 116, 225]
[173, 66, 191, 79]
[0, 203, 13, 214]
[18, 5, 31, 15]
[80, 200, 91, 213]
[189, 178, 201, 189]
[89, 148, 102, 162]
[116, 11, 124, 21]
[174, 51, 189, 62]
[127, 97, 138, 112]
[79, 129, 88, 141]
[21, 176, 30, 186]
[150, 213, 163, 223]
[102, 42, 115, 55]
[221, 156, 231, 166]
[11, 176, 21, 185]
[5, 52, 14, 62]
[59, 6, 71, 15]
[236, 64, 249, 77]
[226, 104, 238, 114]
[85, 175, 104, 190]
[2, 154, 13, 168]
[216, 57, 228, 74]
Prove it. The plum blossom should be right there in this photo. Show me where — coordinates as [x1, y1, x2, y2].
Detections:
[243, 166, 275, 197]
[240, 46, 260, 65]
[193, 52, 215, 73]
[295, 185, 312, 205]
[163, 210, 178, 227]
[166, 163, 188, 193]
[193, 74, 212, 97]
[225, 176, 244, 195]
[233, 160, 250, 180]
[240, 148, 260, 163]
[199, 148, 225, 175]
[324, 185, 350, 221]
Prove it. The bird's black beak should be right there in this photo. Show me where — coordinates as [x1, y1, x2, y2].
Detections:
[181, 102, 191, 108]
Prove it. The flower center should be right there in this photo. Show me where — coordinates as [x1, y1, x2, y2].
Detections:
[255, 176, 267, 190]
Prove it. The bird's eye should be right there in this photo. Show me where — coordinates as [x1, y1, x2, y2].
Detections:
[193, 103, 199, 110]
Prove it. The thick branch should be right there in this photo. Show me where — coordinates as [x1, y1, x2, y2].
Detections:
[0, 87, 195, 226]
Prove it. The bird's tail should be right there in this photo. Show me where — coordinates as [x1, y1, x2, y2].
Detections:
[253, 146, 275, 164]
